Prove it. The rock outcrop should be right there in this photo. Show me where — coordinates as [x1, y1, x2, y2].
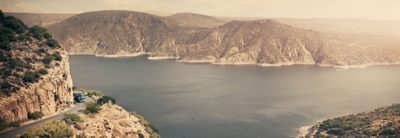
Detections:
[73, 103, 158, 138]
[47, 10, 400, 67]
[0, 12, 74, 122]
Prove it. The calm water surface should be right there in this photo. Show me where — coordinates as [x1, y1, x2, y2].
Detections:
[70, 55, 400, 138]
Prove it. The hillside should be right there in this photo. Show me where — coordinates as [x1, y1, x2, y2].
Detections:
[302, 104, 400, 137]
[47, 10, 400, 67]
[161, 13, 227, 28]
[5, 12, 74, 27]
[0, 10, 73, 127]
[275, 18, 400, 38]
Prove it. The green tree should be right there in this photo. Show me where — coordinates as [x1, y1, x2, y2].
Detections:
[97, 96, 116, 105]
[2, 16, 27, 33]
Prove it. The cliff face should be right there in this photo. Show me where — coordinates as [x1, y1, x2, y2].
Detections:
[0, 12, 73, 122]
[0, 53, 73, 122]
[48, 10, 400, 67]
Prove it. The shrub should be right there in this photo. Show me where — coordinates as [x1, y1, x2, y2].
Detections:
[0, 27, 16, 42]
[16, 67, 23, 72]
[0, 117, 7, 131]
[2, 16, 27, 33]
[84, 102, 101, 114]
[37, 69, 48, 75]
[0, 118, 20, 131]
[97, 96, 116, 105]
[1, 81, 12, 89]
[35, 48, 47, 54]
[43, 55, 54, 65]
[53, 52, 62, 61]
[22, 121, 74, 137]
[7, 58, 24, 69]
[27, 111, 44, 120]
[0, 51, 8, 62]
[85, 90, 102, 97]
[0, 42, 11, 51]
[29, 25, 47, 40]
[380, 128, 396, 136]
[1, 68, 12, 77]
[44, 32, 52, 39]
[46, 39, 59, 48]
[64, 113, 82, 122]
[23, 71, 39, 83]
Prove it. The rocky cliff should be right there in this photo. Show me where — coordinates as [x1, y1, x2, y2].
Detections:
[47, 10, 400, 67]
[300, 104, 400, 138]
[0, 11, 73, 123]
[73, 103, 158, 138]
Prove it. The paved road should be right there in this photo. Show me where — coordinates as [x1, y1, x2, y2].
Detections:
[0, 103, 85, 138]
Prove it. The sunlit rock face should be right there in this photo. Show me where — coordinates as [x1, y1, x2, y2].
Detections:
[0, 52, 74, 122]
[48, 10, 400, 67]
[0, 14, 73, 122]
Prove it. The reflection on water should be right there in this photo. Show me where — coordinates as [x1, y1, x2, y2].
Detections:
[70, 55, 400, 138]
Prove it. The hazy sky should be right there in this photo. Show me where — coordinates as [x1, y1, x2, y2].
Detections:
[1, 0, 400, 19]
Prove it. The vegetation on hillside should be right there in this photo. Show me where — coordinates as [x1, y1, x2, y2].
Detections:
[97, 95, 116, 105]
[21, 121, 74, 138]
[0, 10, 62, 95]
[311, 104, 400, 137]
[0, 117, 20, 131]
[84, 95, 117, 114]
[64, 113, 82, 122]
[27, 111, 44, 120]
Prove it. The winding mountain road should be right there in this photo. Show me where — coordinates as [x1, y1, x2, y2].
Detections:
[0, 103, 85, 138]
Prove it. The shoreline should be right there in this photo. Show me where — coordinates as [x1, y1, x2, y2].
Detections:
[147, 56, 180, 60]
[68, 53, 400, 69]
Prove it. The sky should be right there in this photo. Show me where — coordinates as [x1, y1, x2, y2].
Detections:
[1, 0, 400, 20]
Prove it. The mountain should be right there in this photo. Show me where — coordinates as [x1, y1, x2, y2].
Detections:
[0, 11, 73, 124]
[275, 18, 400, 38]
[5, 12, 74, 27]
[47, 10, 400, 67]
[162, 13, 227, 28]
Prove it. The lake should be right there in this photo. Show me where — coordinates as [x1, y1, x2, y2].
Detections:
[69, 55, 400, 138]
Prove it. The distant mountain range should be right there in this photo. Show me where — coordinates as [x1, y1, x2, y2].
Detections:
[7, 10, 400, 68]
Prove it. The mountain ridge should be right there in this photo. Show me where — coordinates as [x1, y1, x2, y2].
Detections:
[43, 10, 400, 68]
